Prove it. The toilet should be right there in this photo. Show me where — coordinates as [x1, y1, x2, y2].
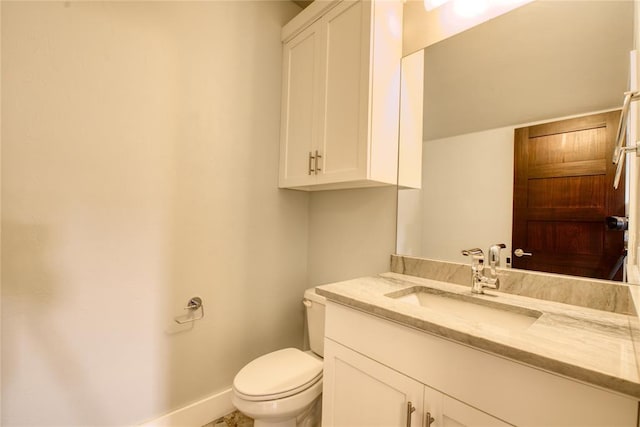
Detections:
[231, 288, 326, 427]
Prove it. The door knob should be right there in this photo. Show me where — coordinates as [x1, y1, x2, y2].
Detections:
[514, 248, 532, 257]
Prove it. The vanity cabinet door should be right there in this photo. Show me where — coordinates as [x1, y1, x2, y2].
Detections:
[424, 387, 511, 427]
[322, 338, 424, 427]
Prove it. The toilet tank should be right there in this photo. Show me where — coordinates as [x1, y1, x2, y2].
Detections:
[303, 287, 326, 357]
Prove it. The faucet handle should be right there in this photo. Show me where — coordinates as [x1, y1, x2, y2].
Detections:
[488, 243, 507, 276]
[461, 248, 484, 257]
[488, 243, 506, 262]
[462, 248, 484, 272]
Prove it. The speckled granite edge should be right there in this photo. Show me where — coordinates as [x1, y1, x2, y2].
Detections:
[391, 255, 636, 315]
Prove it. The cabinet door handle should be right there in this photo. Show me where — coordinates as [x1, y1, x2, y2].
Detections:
[425, 411, 435, 427]
[406, 402, 416, 427]
[314, 150, 322, 175]
[308, 151, 315, 175]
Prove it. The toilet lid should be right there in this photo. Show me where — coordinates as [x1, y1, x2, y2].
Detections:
[233, 348, 323, 401]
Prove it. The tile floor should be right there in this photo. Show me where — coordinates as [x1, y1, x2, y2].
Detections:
[202, 410, 254, 427]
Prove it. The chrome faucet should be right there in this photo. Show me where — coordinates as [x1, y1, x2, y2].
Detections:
[462, 244, 506, 294]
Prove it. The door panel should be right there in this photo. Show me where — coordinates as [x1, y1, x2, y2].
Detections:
[279, 22, 320, 187]
[322, 339, 424, 427]
[424, 387, 511, 427]
[512, 111, 624, 279]
[527, 176, 606, 209]
[318, 0, 368, 183]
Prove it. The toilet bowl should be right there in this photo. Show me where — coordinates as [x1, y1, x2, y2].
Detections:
[231, 288, 326, 427]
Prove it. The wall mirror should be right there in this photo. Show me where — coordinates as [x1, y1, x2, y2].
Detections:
[396, 0, 634, 281]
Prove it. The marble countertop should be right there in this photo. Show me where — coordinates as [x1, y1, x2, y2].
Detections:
[316, 272, 640, 399]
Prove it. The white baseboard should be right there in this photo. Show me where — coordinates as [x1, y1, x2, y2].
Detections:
[140, 388, 235, 427]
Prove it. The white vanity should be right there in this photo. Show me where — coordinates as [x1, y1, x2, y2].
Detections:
[317, 270, 640, 426]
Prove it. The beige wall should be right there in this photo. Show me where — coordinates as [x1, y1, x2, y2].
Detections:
[417, 127, 514, 264]
[1, 2, 308, 425]
[402, 0, 533, 56]
[0, 3, 3, 424]
[307, 187, 397, 286]
[421, 0, 632, 141]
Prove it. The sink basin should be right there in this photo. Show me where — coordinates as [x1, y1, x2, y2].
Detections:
[387, 287, 542, 332]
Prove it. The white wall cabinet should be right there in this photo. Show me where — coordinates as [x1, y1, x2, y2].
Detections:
[322, 302, 639, 426]
[279, 0, 403, 191]
[323, 338, 509, 427]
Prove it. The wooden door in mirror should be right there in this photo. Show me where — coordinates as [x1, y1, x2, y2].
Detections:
[512, 110, 625, 280]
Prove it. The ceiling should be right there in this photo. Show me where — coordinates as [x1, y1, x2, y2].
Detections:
[423, 0, 634, 140]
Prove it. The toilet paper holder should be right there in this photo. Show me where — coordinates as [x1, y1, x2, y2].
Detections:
[175, 296, 205, 324]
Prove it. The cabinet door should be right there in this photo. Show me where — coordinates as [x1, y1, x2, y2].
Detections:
[424, 387, 511, 427]
[323, 339, 424, 427]
[279, 21, 321, 188]
[316, 0, 370, 184]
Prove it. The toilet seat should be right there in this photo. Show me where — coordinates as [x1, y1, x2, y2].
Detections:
[233, 348, 323, 401]
[234, 374, 322, 402]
